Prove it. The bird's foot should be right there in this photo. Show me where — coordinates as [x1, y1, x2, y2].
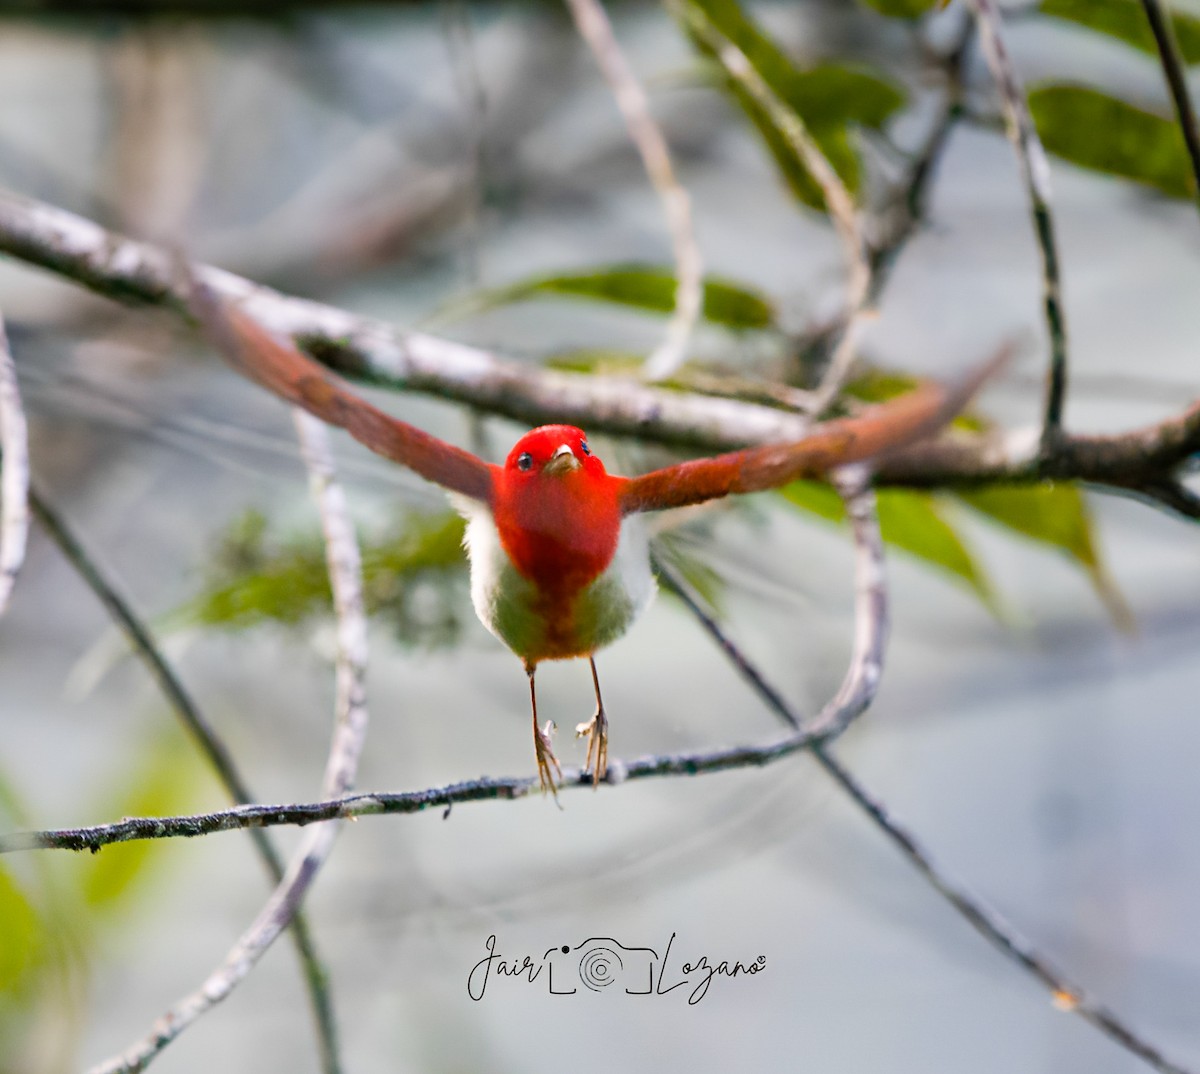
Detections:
[534, 719, 563, 800]
[575, 706, 609, 787]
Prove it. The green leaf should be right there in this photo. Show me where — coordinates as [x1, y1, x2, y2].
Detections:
[680, 0, 904, 207]
[780, 482, 997, 611]
[875, 489, 996, 609]
[544, 349, 647, 375]
[845, 369, 988, 432]
[0, 866, 43, 994]
[652, 530, 728, 619]
[956, 482, 1132, 628]
[1040, 0, 1200, 64]
[859, 0, 941, 17]
[1029, 84, 1195, 198]
[455, 265, 776, 330]
[188, 509, 470, 646]
[82, 732, 203, 911]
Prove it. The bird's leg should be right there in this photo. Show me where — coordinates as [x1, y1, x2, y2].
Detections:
[527, 663, 562, 800]
[575, 656, 609, 787]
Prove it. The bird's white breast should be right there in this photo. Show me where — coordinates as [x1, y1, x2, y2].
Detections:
[455, 498, 655, 664]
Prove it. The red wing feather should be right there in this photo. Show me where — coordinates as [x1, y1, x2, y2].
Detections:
[618, 345, 1011, 515]
[186, 274, 495, 504]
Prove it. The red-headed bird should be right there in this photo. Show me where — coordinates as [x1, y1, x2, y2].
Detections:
[188, 280, 1004, 795]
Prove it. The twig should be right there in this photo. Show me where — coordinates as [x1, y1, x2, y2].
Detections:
[0, 311, 28, 616]
[27, 487, 342, 1074]
[1139, 0, 1200, 211]
[867, 14, 974, 298]
[651, 494, 1195, 1074]
[673, 0, 872, 412]
[1114, 476, 1200, 522]
[0, 191, 1196, 503]
[965, 0, 1069, 449]
[86, 414, 368, 1074]
[565, 0, 702, 381]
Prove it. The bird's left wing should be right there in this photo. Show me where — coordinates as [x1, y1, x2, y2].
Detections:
[618, 345, 1011, 515]
[186, 274, 495, 504]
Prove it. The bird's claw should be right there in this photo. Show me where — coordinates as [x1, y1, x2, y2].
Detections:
[575, 706, 609, 788]
[534, 719, 563, 801]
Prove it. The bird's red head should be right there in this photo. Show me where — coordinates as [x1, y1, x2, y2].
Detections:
[503, 425, 606, 481]
[493, 425, 623, 598]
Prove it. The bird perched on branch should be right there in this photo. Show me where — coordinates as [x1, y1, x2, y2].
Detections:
[186, 275, 1006, 798]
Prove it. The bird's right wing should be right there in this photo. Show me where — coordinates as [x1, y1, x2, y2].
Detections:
[618, 344, 1012, 515]
[186, 273, 496, 505]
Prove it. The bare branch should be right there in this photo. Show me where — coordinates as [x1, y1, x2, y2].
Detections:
[86, 414, 368, 1074]
[1112, 476, 1200, 522]
[674, 0, 872, 412]
[965, 0, 1069, 448]
[0, 190, 1196, 506]
[0, 312, 28, 616]
[1139, 0, 1200, 213]
[868, 14, 973, 297]
[565, 0, 702, 380]
[816, 755, 1195, 1074]
[26, 485, 341, 1074]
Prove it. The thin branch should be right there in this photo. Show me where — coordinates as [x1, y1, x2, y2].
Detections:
[86, 414, 368, 1074]
[0, 311, 28, 616]
[867, 15, 974, 298]
[815, 755, 1193, 1074]
[27, 487, 342, 1074]
[1112, 476, 1200, 522]
[0, 190, 1196, 502]
[0, 187, 812, 450]
[651, 494, 1195, 1074]
[564, 0, 702, 381]
[965, 0, 1069, 448]
[1140, 0, 1200, 212]
[0, 734, 880, 851]
[674, 0, 872, 412]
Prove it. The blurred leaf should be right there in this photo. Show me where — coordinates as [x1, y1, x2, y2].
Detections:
[780, 482, 997, 611]
[545, 349, 647, 375]
[875, 489, 996, 609]
[82, 733, 202, 911]
[846, 367, 922, 404]
[652, 530, 728, 619]
[0, 866, 43, 995]
[1040, 0, 1200, 63]
[680, 0, 903, 207]
[189, 509, 469, 646]
[846, 368, 988, 432]
[779, 478, 846, 523]
[457, 265, 776, 330]
[859, 0, 940, 17]
[1030, 84, 1194, 198]
[957, 482, 1132, 628]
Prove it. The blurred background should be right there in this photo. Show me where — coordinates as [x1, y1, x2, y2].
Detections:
[1, 1, 1199, 1071]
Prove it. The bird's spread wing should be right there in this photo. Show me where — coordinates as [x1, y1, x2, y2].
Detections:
[186, 273, 496, 504]
[618, 345, 1012, 515]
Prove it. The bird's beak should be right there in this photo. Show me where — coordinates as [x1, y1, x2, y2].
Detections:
[543, 443, 581, 476]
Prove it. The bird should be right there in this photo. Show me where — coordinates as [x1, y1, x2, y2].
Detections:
[185, 275, 1005, 797]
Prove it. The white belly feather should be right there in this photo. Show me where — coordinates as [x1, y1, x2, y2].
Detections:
[456, 499, 655, 664]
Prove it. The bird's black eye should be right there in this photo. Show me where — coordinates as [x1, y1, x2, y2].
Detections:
[579, 439, 591, 456]
[516, 451, 533, 472]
